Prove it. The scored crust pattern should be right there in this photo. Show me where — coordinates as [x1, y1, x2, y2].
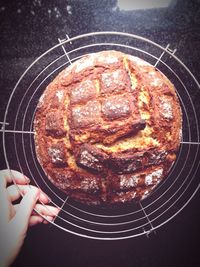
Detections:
[34, 50, 182, 205]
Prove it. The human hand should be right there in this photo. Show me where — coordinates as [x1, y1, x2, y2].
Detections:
[0, 169, 60, 267]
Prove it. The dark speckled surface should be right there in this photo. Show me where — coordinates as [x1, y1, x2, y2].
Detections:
[0, 0, 200, 267]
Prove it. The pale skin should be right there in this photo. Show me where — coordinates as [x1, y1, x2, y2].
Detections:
[0, 170, 60, 267]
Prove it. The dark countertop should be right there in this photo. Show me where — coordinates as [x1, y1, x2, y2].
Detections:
[0, 1, 200, 267]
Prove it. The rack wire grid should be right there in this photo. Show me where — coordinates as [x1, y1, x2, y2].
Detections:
[1, 31, 200, 240]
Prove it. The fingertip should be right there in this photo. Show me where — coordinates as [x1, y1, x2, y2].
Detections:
[28, 186, 40, 202]
[47, 206, 60, 217]
[54, 207, 61, 216]
[29, 215, 44, 227]
[38, 190, 50, 204]
[48, 196, 52, 203]
[25, 176, 31, 184]
[11, 170, 30, 185]
[43, 216, 54, 224]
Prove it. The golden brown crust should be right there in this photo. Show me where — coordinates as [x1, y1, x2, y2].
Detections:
[34, 50, 182, 205]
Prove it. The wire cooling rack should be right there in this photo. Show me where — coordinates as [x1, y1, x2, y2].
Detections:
[1, 32, 200, 240]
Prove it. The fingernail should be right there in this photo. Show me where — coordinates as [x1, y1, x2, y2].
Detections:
[23, 174, 30, 183]
[43, 216, 53, 222]
[39, 217, 44, 223]
[48, 216, 54, 222]
[40, 192, 51, 204]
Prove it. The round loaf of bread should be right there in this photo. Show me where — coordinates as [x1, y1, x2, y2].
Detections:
[34, 50, 182, 205]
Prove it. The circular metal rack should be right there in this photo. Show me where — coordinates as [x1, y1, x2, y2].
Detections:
[2, 32, 200, 240]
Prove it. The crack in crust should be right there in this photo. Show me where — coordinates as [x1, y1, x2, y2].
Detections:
[34, 50, 182, 205]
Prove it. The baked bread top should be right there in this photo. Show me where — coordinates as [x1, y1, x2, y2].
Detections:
[34, 50, 182, 205]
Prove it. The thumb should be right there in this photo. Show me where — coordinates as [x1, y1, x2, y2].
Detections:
[3, 188, 40, 267]
[12, 186, 40, 236]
